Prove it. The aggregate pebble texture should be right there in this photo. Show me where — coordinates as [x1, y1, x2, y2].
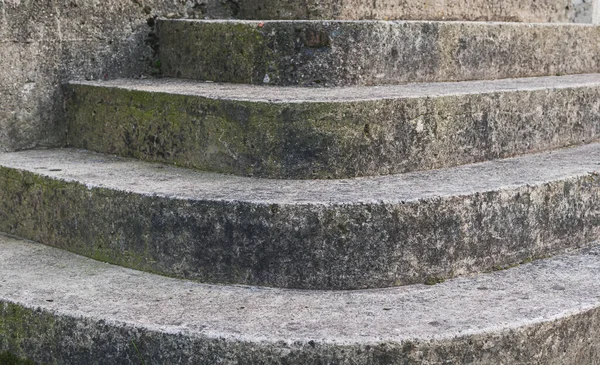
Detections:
[4, 0, 593, 153]
[1, 144, 600, 289]
[66, 74, 600, 179]
[233, 0, 598, 22]
[0, 0, 231, 152]
[1, 235, 600, 364]
[5, 0, 600, 363]
[159, 19, 600, 87]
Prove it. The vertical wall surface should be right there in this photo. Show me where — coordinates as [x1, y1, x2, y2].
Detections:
[571, 0, 600, 22]
[594, 0, 600, 23]
[0, 0, 231, 152]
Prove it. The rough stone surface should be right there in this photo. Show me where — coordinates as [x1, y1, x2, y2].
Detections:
[573, 0, 600, 23]
[159, 19, 600, 87]
[2, 1, 598, 152]
[2, 234, 600, 364]
[0, 0, 230, 152]
[2, 0, 599, 152]
[232, 0, 597, 23]
[1, 144, 600, 289]
[67, 74, 600, 179]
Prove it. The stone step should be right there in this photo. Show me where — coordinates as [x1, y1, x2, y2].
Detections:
[1, 144, 600, 289]
[2, 234, 600, 364]
[230, 0, 595, 23]
[158, 19, 600, 87]
[66, 74, 600, 179]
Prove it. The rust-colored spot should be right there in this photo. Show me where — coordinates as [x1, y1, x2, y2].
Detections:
[304, 29, 330, 48]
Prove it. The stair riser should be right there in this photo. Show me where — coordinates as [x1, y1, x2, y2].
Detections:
[1, 167, 599, 289]
[233, 0, 589, 23]
[159, 20, 600, 86]
[66, 83, 600, 179]
[2, 300, 600, 365]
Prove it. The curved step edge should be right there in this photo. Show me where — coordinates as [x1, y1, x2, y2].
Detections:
[1, 235, 600, 364]
[1, 144, 600, 289]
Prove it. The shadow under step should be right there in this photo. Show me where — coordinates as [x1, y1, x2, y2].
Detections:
[158, 19, 600, 86]
[1, 143, 600, 289]
[1, 234, 600, 364]
[67, 74, 600, 179]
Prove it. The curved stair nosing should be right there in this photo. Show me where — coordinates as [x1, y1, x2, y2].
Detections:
[1, 235, 600, 364]
[1, 143, 600, 289]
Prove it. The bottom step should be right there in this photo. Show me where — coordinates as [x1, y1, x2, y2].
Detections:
[1, 233, 600, 364]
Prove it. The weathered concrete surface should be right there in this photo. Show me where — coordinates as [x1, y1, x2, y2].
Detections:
[67, 74, 600, 179]
[575, 0, 600, 23]
[233, 0, 598, 22]
[159, 19, 600, 86]
[2, 235, 600, 364]
[0, 0, 230, 152]
[1, 144, 600, 289]
[2, 1, 598, 153]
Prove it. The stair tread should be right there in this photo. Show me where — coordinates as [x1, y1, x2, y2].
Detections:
[172, 19, 599, 26]
[1, 233, 599, 344]
[3, 144, 600, 289]
[3, 142, 600, 205]
[74, 73, 600, 103]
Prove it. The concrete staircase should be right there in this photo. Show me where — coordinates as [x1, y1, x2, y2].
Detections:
[2, 3, 600, 364]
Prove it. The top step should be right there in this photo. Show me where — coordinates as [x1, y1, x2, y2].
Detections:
[230, 0, 597, 23]
[158, 20, 600, 87]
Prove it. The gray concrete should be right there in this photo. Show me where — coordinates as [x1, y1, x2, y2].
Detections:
[2, 0, 598, 152]
[0, 0, 231, 153]
[1, 144, 600, 289]
[67, 74, 600, 178]
[234, 0, 598, 22]
[2, 234, 600, 364]
[159, 19, 600, 86]
[68, 73, 600, 102]
[570, 0, 599, 23]
[1, 0, 598, 153]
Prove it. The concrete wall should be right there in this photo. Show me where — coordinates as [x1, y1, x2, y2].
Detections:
[0, 0, 598, 152]
[572, 0, 600, 23]
[0, 0, 231, 152]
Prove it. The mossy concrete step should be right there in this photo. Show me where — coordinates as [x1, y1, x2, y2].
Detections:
[158, 20, 600, 87]
[2, 235, 600, 364]
[232, 0, 596, 23]
[66, 74, 600, 179]
[1, 144, 600, 289]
